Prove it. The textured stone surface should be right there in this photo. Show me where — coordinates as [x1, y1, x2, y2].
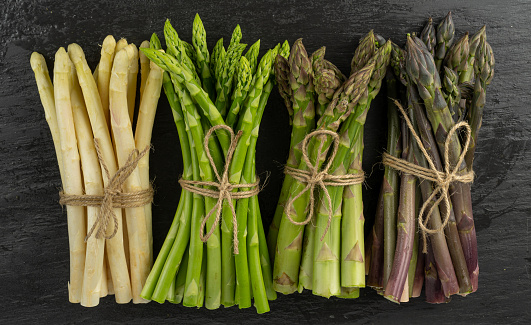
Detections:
[1, 0, 530, 323]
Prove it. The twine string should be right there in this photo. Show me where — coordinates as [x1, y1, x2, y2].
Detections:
[284, 130, 365, 240]
[382, 100, 474, 252]
[59, 139, 153, 242]
[178, 125, 260, 254]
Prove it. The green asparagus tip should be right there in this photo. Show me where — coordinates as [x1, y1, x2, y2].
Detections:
[280, 40, 290, 59]
[150, 33, 162, 50]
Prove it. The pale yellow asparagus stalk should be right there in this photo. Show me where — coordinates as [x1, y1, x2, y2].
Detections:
[110, 47, 150, 303]
[29, 52, 65, 187]
[139, 40, 151, 104]
[67, 43, 132, 303]
[400, 277, 409, 302]
[97, 35, 117, 131]
[100, 256, 108, 297]
[116, 38, 128, 53]
[53, 47, 86, 303]
[70, 66, 106, 306]
[134, 61, 163, 267]
[105, 251, 115, 295]
[127, 44, 139, 123]
[93, 64, 99, 83]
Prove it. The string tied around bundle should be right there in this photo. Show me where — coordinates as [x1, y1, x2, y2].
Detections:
[59, 139, 153, 242]
[284, 129, 365, 241]
[382, 100, 474, 253]
[178, 125, 261, 255]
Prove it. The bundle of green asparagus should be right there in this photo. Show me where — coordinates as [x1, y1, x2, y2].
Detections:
[268, 32, 391, 298]
[139, 15, 284, 313]
[367, 12, 494, 303]
[31, 36, 163, 306]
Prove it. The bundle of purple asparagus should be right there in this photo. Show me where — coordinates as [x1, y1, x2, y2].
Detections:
[367, 12, 494, 303]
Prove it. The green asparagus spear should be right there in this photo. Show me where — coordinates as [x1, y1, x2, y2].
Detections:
[420, 17, 436, 56]
[192, 14, 216, 100]
[268, 39, 316, 261]
[434, 12, 455, 72]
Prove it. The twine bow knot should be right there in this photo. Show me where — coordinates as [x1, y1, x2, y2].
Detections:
[178, 125, 260, 254]
[284, 129, 365, 240]
[382, 100, 474, 253]
[59, 139, 153, 242]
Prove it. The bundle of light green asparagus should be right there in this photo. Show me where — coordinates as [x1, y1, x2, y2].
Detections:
[31, 36, 163, 306]
[139, 15, 284, 313]
[268, 32, 391, 298]
[367, 12, 494, 303]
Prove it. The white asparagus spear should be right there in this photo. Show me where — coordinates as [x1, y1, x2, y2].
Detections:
[68, 43, 132, 303]
[105, 251, 115, 295]
[135, 60, 163, 267]
[100, 254, 108, 297]
[115, 38, 128, 53]
[114, 39, 131, 273]
[110, 46, 150, 303]
[138, 40, 151, 104]
[93, 64, 99, 84]
[126, 43, 139, 123]
[53, 47, 86, 303]
[30, 52, 65, 187]
[70, 65, 106, 306]
[97, 35, 117, 131]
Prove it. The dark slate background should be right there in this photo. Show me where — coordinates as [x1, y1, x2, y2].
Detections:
[1, 0, 530, 323]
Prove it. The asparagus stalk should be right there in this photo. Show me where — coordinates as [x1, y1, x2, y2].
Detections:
[139, 40, 151, 104]
[383, 72, 401, 288]
[143, 70, 194, 303]
[174, 247, 190, 303]
[442, 67, 462, 121]
[210, 38, 225, 92]
[350, 30, 376, 75]
[226, 50, 273, 308]
[384, 118, 416, 303]
[459, 26, 486, 84]
[135, 61, 163, 267]
[53, 47, 86, 303]
[171, 78, 220, 309]
[461, 33, 493, 292]
[68, 64, 105, 306]
[215, 25, 246, 117]
[338, 40, 391, 290]
[126, 44, 139, 123]
[313, 47, 345, 118]
[225, 56, 253, 129]
[116, 38, 128, 53]
[96, 35, 116, 131]
[367, 186, 384, 288]
[420, 17, 436, 56]
[238, 79, 273, 313]
[425, 238, 451, 304]
[465, 33, 493, 170]
[244, 40, 261, 76]
[192, 14, 216, 100]
[407, 189, 421, 297]
[411, 233, 425, 297]
[269, 39, 315, 261]
[109, 47, 150, 303]
[68, 43, 132, 304]
[434, 12, 455, 72]
[30, 53, 65, 186]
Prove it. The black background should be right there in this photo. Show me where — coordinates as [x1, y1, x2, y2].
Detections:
[1, 0, 530, 323]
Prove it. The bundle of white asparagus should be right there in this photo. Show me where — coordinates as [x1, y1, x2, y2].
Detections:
[30, 36, 163, 306]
